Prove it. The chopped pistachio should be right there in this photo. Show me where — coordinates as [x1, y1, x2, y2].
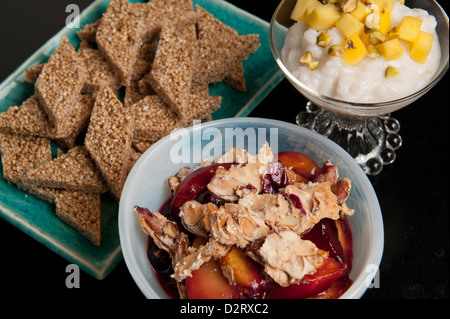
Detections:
[365, 13, 381, 29]
[299, 51, 319, 70]
[367, 45, 382, 57]
[300, 51, 313, 64]
[341, 0, 358, 13]
[317, 32, 332, 47]
[385, 66, 400, 78]
[307, 61, 320, 71]
[328, 44, 345, 57]
[369, 30, 387, 44]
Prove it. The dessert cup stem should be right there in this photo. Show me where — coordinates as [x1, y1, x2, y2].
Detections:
[296, 102, 403, 175]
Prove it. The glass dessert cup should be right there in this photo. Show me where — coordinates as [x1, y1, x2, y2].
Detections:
[269, 0, 449, 175]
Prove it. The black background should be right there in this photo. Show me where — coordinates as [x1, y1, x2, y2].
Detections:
[0, 0, 448, 302]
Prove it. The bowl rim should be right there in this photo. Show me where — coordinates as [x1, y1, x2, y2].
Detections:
[269, 0, 449, 111]
[119, 117, 384, 299]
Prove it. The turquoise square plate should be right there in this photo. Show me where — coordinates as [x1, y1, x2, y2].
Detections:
[0, 0, 284, 279]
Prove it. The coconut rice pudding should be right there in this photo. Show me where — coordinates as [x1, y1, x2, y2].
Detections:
[282, 0, 441, 103]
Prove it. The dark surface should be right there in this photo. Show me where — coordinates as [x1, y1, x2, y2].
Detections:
[0, 0, 448, 301]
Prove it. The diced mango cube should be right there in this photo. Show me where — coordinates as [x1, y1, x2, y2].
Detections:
[360, 31, 370, 47]
[350, 1, 369, 22]
[368, 0, 394, 35]
[342, 33, 368, 66]
[377, 38, 404, 61]
[396, 16, 423, 43]
[290, 0, 322, 22]
[336, 13, 365, 38]
[303, 5, 318, 23]
[409, 31, 434, 64]
[378, 10, 391, 35]
[375, 0, 395, 13]
[305, 4, 341, 31]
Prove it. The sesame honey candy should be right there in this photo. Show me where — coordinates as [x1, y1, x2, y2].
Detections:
[138, 76, 156, 98]
[0, 132, 56, 203]
[124, 81, 146, 108]
[127, 149, 142, 175]
[0, 94, 93, 141]
[192, 39, 230, 85]
[24, 145, 108, 194]
[96, 0, 147, 86]
[202, 114, 213, 122]
[196, 5, 238, 39]
[126, 2, 162, 42]
[146, 0, 194, 27]
[130, 39, 158, 83]
[132, 140, 154, 154]
[180, 23, 197, 42]
[20, 184, 58, 203]
[24, 63, 45, 84]
[77, 18, 102, 44]
[190, 82, 211, 98]
[113, 1, 160, 83]
[35, 35, 86, 135]
[181, 94, 222, 126]
[193, 5, 260, 87]
[173, 11, 203, 41]
[78, 48, 122, 94]
[148, 26, 196, 118]
[54, 190, 102, 246]
[195, 5, 248, 91]
[129, 89, 220, 143]
[0, 133, 52, 185]
[124, 77, 156, 108]
[128, 95, 183, 143]
[224, 63, 247, 92]
[54, 136, 78, 150]
[192, 34, 260, 86]
[0, 95, 55, 138]
[78, 40, 93, 50]
[56, 93, 96, 142]
[84, 87, 133, 200]
[142, 1, 200, 42]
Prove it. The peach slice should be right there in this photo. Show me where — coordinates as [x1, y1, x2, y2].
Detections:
[277, 151, 321, 180]
[218, 246, 263, 290]
[185, 258, 239, 299]
[267, 257, 348, 299]
[185, 237, 239, 299]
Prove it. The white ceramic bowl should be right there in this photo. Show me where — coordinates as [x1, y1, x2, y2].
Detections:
[119, 117, 384, 299]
